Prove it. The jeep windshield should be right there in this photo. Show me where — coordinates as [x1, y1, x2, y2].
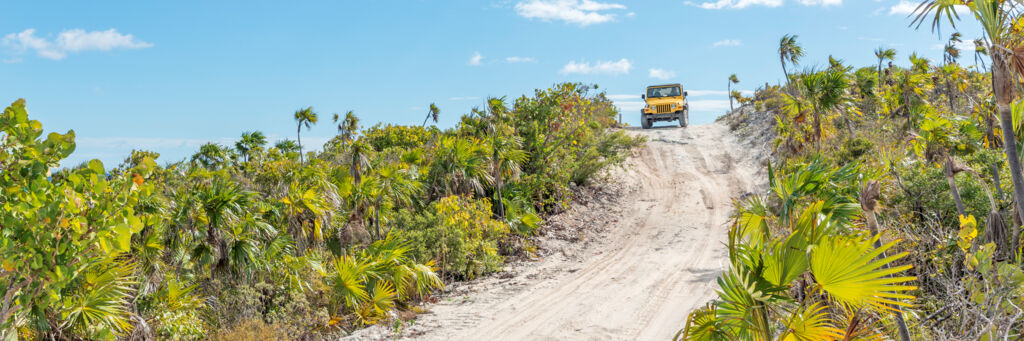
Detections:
[647, 87, 681, 98]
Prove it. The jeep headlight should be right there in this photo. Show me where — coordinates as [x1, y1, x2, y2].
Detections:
[670, 103, 676, 110]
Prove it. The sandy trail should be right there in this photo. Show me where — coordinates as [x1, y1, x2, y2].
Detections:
[349, 122, 762, 340]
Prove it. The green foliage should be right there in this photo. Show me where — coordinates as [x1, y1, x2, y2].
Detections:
[362, 124, 433, 151]
[1, 82, 640, 338]
[836, 137, 873, 164]
[0, 99, 155, 338]
[403, 196, 509, 279]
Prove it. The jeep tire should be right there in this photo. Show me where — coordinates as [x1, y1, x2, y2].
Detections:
[678, 109, 689, 127]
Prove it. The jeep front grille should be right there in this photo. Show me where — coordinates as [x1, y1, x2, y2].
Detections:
[656, 104, 672, 113]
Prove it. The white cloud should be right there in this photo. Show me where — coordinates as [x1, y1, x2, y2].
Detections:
[560, 58, 632, 75]
[797, 0, 840, 6]
[613, 101, 645, 111]
[889, 0, 965, 15]
[648, 68, 676, 80]
[2, 28, 152, 60]
[607, 94, 642, 100]
[932, 40, 976, 51]
[469, 51, 483, 66]
[888, 1, 916, 15]
[506, 56, 537, 63]
[685, 0, 782, 10]
[686, 0, 839, 9]
[688, 99, 731, 112]
[712, 39, 742, 47]
[514, 0, 627, 26]
[686, 89, 754, 97]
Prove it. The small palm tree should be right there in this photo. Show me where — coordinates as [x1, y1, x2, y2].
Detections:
[191, 143, 232, 169]
[235, 131, 267, 163]
[194, 179, 250, 275]
[778, 34, 804, 83]
[293, 106, 319, 163]
[429, 136, 492, 199]
[366, 163, 420, 240]
[874, 47, 897, 90]
[333, 110, 360, 143]
[422, 103, 440, 127]
[728, 74, 740, 112]
[800, 68, 850, 144]
[275, 139, 301, 155]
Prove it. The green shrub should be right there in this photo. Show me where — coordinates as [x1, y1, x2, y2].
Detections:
[402, 196, 509, 279]
[836, 137, 873, 164]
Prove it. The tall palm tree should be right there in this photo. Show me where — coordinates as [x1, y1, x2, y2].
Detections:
[778, 34, 804, 83]
[914, 0, 1024, 257]
[944, 32, 963, 65]
[874, 47, 897, 90]
[727, 74, 740, 112]
[333, 110, 360, 143]
[422, 103, 440, 127]
[293, 106, 319, 163]
[973, 38, 989, 70]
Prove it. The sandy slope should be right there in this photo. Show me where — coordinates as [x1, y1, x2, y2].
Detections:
[348, 122, 763, 340]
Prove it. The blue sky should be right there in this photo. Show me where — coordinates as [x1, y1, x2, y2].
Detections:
[1, 0, 981, 166]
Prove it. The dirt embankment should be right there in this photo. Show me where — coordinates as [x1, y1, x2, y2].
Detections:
[348, 119, 766, 340]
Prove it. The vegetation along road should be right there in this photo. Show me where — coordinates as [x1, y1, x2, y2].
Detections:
[352, 122, 763, 340]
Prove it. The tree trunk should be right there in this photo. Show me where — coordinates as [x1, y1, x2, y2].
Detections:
[781, 57, 789, 85]
[992, 163, 1004, 200]
[860, 182, 912, 341]
[993, 53, 1024, 259]
[296, 125, 303, 163]
[373, 196, 382, 241]
[813, 110, 822, 145]
[877, 60, 883, 92]
[728, 82, 734, 112]
[946, 77, 955, 112]
[945, 160, 967, 218]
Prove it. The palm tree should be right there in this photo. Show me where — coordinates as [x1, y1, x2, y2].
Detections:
[915, 1, 1024, 257]
[859, 182, 912, 341]
[421, 103, 440, 127]
[366, 163, 420, 240]
[194, 179, 250, 275]
[800, 68, 849, 144]
[293, 106, 319, 163]
[874, 47, 897, 90]
[727, 74, 740, 112]
[191, 143, 232, 169]
[429, 136, 492, 199]
[235, 131, 267, 163]
[680, 162, 916, 340]
[778, 34, 804, 83]
[275, 139, 301, 155]
[973, 38, 989, 70]
[333, 110, 360, 143]
[944, 32, 963, 65]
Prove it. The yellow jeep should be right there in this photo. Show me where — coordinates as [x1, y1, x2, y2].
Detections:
[640, 84, 688, 129]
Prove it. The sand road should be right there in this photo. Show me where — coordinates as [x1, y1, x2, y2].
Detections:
[349, 122, 762, 340]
